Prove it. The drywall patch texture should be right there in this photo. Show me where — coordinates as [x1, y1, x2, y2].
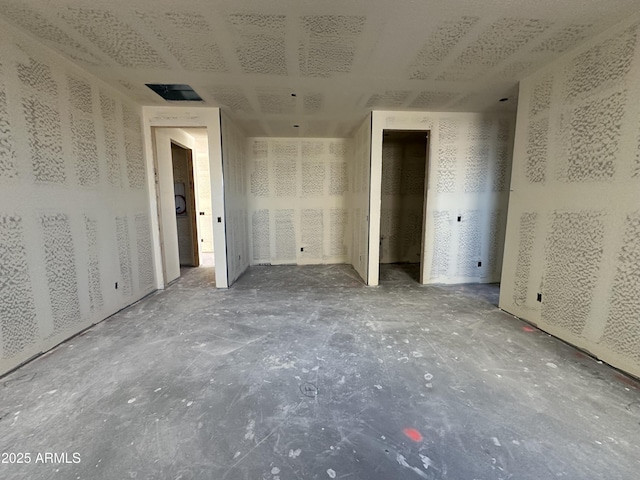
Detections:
[85, 216, 103, 311]
[0, 25, 154, 374]
[19, 57, 65, 184]
[246, 137, 353, 267]
[372, 111, 515, 284]
[61, 8, 169, 68]
[600, 212, 640, 363]
[68, 75, 99, 186]
[0, 215, 37, 358]
[299, 15, 365, 77]
[220, 112, 249, 285]
[500, 17, 640, 378]
[138, 12, 227, 72]
[42, 214, 81, 333]
[512, 213, 537, 307]
[541, 212, 605, 336]
[228, 14, 287, 76]
[0, 63, 16, 179]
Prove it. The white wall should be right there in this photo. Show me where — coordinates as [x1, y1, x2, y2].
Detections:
[371, 111, 515, 286]
[380, 137, 427, 264]
[500, 15, 640, 378]
[220, 112, 249, 285]
[0, 22, 154, 374]
[351, 115, 372, 282]
[188, 130, 214, 256]
[246, 137, 352, 266]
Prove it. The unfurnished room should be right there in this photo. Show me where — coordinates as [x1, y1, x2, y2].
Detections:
[0, 0, 639, 479]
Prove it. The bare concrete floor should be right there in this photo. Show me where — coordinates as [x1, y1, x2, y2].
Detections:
[1, 264, 639, 479]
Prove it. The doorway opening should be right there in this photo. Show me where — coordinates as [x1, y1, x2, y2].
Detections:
[379, 130, 429, 284]
[152, 127, 214, 287]
[171, 143, 199, 267]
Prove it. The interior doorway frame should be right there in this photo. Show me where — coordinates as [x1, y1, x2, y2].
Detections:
[369, 113, 433, 286]
[378, 129, 431, 283]
[142, 107, 229, 289]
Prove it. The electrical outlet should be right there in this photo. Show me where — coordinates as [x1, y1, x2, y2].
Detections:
[537, 293, 542, 302]
[115, 282, 118, 290]
[457, 216, 461, 222]
[300, 247, 304, 252]
[217, 217, 222, 223]
[477, 261, 482, 267]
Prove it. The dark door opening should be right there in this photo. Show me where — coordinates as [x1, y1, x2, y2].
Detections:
[379, 130, 429, 283]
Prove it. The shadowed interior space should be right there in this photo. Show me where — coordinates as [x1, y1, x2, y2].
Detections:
[1, 264, 638, 480]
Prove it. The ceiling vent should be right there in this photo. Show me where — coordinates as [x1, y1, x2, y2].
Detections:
[145, 84, 203, 102]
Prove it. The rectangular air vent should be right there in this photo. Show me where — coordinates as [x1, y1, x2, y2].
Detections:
[145, 84, 203, 102]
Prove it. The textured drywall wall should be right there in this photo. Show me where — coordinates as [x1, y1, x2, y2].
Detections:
[246, 137, 352, 266]
[380, 137, 427, 264]
[3, 0, 639, 137]
[500, 15, 640, 378]
[351, 115, 372, 282]
[370, 111, 515, 285]
[0, 23, 153, 374]
[220, 112, 249, 285]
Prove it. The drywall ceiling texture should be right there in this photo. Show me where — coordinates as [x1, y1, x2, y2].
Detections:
[351, 115, 372, 283]
[0, 23, 154, 374]
[0, 0, 638, 137]
[246, 137, 352, 267]
[380, 137, 427, 264]
[500, 14, 640, 378]
[220, 112, 249, 285]
[370, 111, 515, 286]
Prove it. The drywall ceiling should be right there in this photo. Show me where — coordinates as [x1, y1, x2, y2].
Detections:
[1, 0, 638, 137]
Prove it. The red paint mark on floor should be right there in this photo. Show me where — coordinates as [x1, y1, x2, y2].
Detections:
[522, 326, 535, 332]
[614, 373, 640, 389]
[403, 428, 423, 442]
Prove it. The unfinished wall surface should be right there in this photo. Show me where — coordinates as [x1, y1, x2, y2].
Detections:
[351, 115, 372, 282]
[380, 137, 427, 264]
[0, 24, 153, 374]
[246, 137, 352, 266]
[220, 112, 249, 285]
[500, 15, 640, 378]
[371, 111, 515, 285]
